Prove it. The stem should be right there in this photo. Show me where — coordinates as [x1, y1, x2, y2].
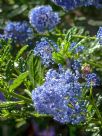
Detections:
[69, 126, 76, 136]
[11, 92, 32, 103]
[12, 73, 18, 78]
[35, 33, 96, 41]
[0, 101, 25, 108]
[90, 86, 102, 127]
[72, 35, 96, 40]
[35, 33, 65, 37]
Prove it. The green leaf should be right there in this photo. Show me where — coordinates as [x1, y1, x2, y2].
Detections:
[0, 101, 25, 108]
[52, 52, 66, 64]
[27, 54, 44, 89]
[65, 26, 78, 41]
[15, 45, 28, 61]
[9, 71, 29, 92]
[7, 5, 27, 18]
[5, 59, 14, 81]
[87, 105, 93, 112]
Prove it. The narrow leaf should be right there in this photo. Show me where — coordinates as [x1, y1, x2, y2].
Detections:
[15, 45, 28, 61]
[9, 71, 28, 92]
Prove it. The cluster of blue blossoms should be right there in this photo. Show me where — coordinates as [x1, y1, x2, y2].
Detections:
[97, 27, 102, 44]
[85, 73, 100, 87]
[51, 0, 102, 10]
[32, 69, 87, 124]
[0, 34, 8, 42]
[71, 60, 81, 71]
[4, 22, 33, 45]
[69, 42, 85, 54]
[34, 38, 58, 66]
[29, 6, 60, 33]
[32, 66, 99, 124]
[0, 6, 60, 45]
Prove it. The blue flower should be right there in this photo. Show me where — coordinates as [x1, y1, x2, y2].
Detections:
[32, 69, 87, 124]
[96, 27, 102, 45]
[34, 38, 58, 66]
[51, 0, 102, 10]
[4, 21, 33, 45]
[29, 5, 60, 33]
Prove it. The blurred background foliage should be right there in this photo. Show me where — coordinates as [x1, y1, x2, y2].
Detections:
[0, 0, 102, 136]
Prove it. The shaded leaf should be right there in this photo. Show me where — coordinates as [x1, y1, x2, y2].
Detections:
[9, 71, 28, 92]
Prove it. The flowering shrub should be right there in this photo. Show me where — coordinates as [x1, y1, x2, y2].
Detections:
[0, 0, 102, 135]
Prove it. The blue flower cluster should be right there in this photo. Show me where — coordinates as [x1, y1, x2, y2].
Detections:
[4, 21, 33, 45]
[85, 73, 100, 87]
[32, 69, 87, 124]
[97, 27, 102, 45]
[29, 6, 60, 33]
[96, 0, 102, 8]
[69, 42, 84, 53]
[71, 60, 81, 71]
[34, 38, 58, 66]
[51, 0, 102, 10]
[0, 34, 8, 41]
